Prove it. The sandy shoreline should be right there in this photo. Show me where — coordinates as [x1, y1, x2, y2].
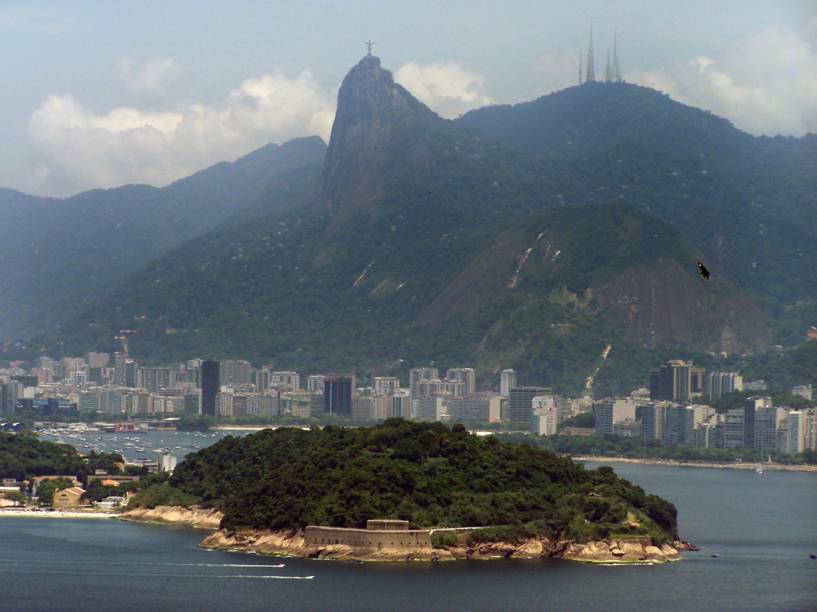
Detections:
[0, 509, 118, 519]
[573, 455, 817, 473]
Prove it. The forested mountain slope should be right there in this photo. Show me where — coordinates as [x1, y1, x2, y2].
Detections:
[0, 136, 326, 339]
[458, 83, 817, 342]
[45, 56, 778, 395]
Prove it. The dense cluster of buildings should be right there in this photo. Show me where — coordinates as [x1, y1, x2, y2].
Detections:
[2, 353, 815, 456]
[589, 360, 817, 454]
[0, 354, 534, 425]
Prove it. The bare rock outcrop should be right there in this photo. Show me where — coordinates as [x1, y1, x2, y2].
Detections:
[119, 505, 223, 529]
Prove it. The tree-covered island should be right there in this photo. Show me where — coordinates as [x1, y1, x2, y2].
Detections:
[126, 420, 685, 563]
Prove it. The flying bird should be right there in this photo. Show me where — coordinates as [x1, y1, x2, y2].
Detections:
[697, 261, 710, 280]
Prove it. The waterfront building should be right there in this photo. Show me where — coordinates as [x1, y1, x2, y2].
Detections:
[723, 409, 745, 448]
[52, 486, 85, 509]
[510, 386, 552, 424]
[216, 391, 234, 417]
[324, 375, 354, 416]
[201, 360, 219, 416]
[649, 360, 693, 402]
[641, 402, 667, 441]
[754, 406, 784, 451]
[78, 392, 99, 415]
[184, 392, 201, 414]
[744, 397, 773, 448]
[693, 413, 720, 448]
[500, 369, 517, 398]
[594, 398, 637, 436]
[219, 360, 253, 387]
[785, 410, 807, 454]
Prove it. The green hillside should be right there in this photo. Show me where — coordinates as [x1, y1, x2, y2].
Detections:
[133, 420, 678, 545]
[0, 137, 326, 340]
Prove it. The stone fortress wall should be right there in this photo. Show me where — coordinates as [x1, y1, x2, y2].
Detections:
[304, 519, 432, 550]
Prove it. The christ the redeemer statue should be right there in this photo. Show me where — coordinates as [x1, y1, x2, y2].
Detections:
[365, 40, 375, 56]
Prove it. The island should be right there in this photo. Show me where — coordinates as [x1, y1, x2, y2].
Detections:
[123, 419, 686, 563]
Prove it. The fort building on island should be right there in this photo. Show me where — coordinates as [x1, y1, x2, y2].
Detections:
[304, 519, 432, 550]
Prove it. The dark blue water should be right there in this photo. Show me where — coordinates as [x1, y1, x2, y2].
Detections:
[1, 463, 815, 611]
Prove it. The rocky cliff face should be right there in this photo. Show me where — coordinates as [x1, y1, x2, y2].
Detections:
[320, 55, 439, 237]
[595, 261, 771, 353]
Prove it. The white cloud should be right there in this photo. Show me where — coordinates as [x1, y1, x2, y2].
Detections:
[115, 58, 182, 97]
[394, 61, 493, 118]
[28, 70, 335, 196]
[627, 28, 817, 136]
[531, 52, 583, 95]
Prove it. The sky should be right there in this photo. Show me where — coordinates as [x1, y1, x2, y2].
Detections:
[1, 0, 815, 197]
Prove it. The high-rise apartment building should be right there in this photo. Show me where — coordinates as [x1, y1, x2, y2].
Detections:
[410, 367, 439, 398]
[500, 369, 517, 398]
[306, 375, 326, 393]
[785, 411, 807, 454]
[446, 368, 476, 396]
[324, 375, 354, 416]
[594, 399, 637, 436]
[219, 360, 253, 387]
[649, 360, 693, 402]
[704, 371, 743, 402]
[269, 371, 300, 391]
[744, 397, 773, 448]
[509, 386, 551, 424]
[372, 376, 400, 396]
[391, 390, 411, 418]
[754, 406, 784, 451]
[201, 360, 219, 417]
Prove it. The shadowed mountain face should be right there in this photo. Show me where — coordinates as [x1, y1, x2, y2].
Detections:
[38, 56, 793, 395]
[0, 137, 326, 340]
[458, 83, 817, 342]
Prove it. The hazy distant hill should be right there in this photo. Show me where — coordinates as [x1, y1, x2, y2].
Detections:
[0, 137, 326, 340]
[42, 56, 788, 395]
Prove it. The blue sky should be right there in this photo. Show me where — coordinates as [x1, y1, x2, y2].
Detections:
[1, 0, 815, 196]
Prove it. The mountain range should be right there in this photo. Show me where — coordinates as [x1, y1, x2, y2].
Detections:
[3, 54, 816, 395]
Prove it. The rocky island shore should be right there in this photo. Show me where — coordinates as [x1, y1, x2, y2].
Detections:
[199, 527, 684, 564]
[120, 505, 223, 529]
[122, 508, 684, 565]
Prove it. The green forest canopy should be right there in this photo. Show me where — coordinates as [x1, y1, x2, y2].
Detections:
[134, 420, 678, 544]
